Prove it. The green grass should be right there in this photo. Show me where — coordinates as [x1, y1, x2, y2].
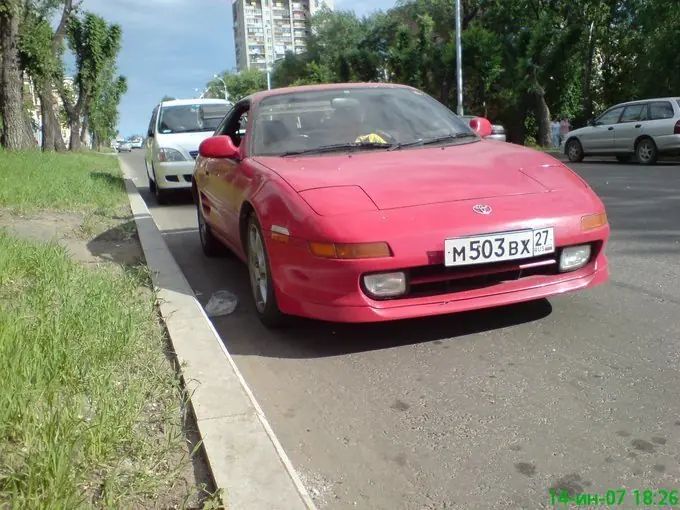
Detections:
[0, 150, 126, 216]
[0, 232, 193, 508]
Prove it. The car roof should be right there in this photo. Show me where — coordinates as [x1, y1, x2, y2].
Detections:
[613, 97, 680, 108]
[248, 82, 416, 103]
[160, 98, 231, 107]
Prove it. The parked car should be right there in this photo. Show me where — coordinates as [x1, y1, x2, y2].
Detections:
[563, 97, 680, 164]
[130, 136, 143, 149]
[193, 83, 609, 327]
[461, 115, 507, 142]
[116, 140, 132, 152]
[145, 98, 231, 203]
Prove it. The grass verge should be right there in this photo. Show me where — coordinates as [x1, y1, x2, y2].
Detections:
[0, 151, 213, 507]
[0, 150, 128, 237]
[0, 233, 193, 507]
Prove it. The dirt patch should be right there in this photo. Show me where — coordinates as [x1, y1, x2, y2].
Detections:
[0, 208, 217, 508]
[0, 209, 143, 269]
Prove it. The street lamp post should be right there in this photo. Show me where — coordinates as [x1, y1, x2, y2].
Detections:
[455, 0, 464, 116]
[212, 74, 229, 102]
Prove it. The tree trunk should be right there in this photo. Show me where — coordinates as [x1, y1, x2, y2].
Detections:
[80, 115, 89, 147]
[0, 3, 34, 150]
[535, 88, 551, 147]
[39, 84, 66, 151]
[69, 115, 81, 150]
[582, 21, 596, 122]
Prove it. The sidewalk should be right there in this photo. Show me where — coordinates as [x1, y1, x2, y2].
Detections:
[118, 157, 315, 510]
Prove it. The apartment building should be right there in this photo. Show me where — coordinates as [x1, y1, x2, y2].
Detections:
[232, 0, 334, 72]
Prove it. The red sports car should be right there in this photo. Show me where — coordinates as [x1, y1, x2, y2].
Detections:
[193, 83, 609, 326]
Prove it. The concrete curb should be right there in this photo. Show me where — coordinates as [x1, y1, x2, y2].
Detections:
[118, 159, 315, 510]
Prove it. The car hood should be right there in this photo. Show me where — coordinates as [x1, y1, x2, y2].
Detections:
[154, 131, 215, 153]
[254, 141, 582, 210]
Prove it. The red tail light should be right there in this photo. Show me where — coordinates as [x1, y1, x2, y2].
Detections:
[674, 120, 680, 134]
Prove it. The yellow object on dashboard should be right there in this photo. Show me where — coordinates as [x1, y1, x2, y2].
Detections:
[355, 133, 388, 144]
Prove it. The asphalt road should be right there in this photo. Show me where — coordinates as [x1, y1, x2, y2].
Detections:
[121, 151, 680, 509]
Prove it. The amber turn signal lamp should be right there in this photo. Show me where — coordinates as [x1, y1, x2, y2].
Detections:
[309, 242, 391, 259]
[581, 212, 608, 231]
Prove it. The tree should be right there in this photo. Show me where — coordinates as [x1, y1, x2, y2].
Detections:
[0, 0, 35, 149]
[206, 70, 266, 102]
[62, 12, 122, 150]
[88, 65, 126, 149]
[18, 0, 76, 151]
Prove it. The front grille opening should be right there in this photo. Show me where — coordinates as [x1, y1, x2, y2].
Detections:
[183, 174, 193, 182]
[408, 262, 557, 298]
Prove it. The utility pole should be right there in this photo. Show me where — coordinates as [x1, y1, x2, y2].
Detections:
[455, 0, 464, 115]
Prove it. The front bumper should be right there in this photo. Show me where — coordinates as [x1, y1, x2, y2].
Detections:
[280, 260, 608, 322]
[154, 161, 195, 190]
[264, 193, 610, 323]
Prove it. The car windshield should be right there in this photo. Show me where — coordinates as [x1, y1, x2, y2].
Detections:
[252, 87, 476, 156]
[158, 103, 230, 134]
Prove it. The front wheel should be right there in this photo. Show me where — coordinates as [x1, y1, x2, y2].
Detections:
[566, 139, 584, 162]
[152, 167, 169, 204]
[636, 138, 658, 165]
[247, 214, 284, 327]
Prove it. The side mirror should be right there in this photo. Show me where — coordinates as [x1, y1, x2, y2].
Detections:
[469, 117, 493, 138]
[199, 135, 240, 159]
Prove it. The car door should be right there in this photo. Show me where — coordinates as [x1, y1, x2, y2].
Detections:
[581, 106, 623, 153]
[201, 102, 251, 248]
[646, 101, 676, 151]
[615, 103, 649, 152]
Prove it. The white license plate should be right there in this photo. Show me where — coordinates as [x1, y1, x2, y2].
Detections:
[444, 228, 555, 267]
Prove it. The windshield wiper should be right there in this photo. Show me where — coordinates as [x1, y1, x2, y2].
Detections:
[281, 142, 391, 157]
[388, 132, 477, 151]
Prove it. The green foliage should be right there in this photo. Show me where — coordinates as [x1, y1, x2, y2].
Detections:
[207, 69, 267, 102]
[223, 0, 680, 144]
[67, 11, 125, 147]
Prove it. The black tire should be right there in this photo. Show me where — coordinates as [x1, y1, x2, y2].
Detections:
[152, 167, 169, 204]
[636, 137, 658, 165]
[616, 154, 632, 163]
[147, 163, 157, 193]
[197, 203, 225, 257]
[246, 214, 284, 327]
[566, 138, 584, 162]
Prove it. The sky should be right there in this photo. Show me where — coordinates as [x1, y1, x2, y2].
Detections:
[80, 0, 397, 137]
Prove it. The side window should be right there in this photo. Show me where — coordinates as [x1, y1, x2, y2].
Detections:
[649, 101, 674, 120]
[596, 107, 623, 125]
[620, 104, 646, 123]
[219, 103, 250, 147]
[148, 106, 158, 136]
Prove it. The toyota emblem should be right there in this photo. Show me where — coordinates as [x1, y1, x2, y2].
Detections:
[472, 204, 492, 215]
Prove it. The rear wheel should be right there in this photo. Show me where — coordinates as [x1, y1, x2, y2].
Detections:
[197, 203, 225, 257]
[566, 139, 584, 162]
[616, 154, 632, 163]
[247, 214, 284, 327]
[636, 138, 658, 165]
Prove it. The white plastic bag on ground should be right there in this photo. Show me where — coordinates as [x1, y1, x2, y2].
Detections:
[204, 290, 238, 317]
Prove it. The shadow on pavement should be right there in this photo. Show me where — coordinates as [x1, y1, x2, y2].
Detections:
[220, 299, 553, 359]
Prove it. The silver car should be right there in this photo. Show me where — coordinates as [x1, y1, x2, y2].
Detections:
[563, 97, 680, 164]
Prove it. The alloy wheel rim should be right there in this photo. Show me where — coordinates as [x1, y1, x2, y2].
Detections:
[639, 142, 653, 161]
[248, 224, 267, 312]
[568, 142, 580, 159]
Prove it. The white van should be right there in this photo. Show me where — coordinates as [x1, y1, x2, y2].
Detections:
[145, 98, 231, 203]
